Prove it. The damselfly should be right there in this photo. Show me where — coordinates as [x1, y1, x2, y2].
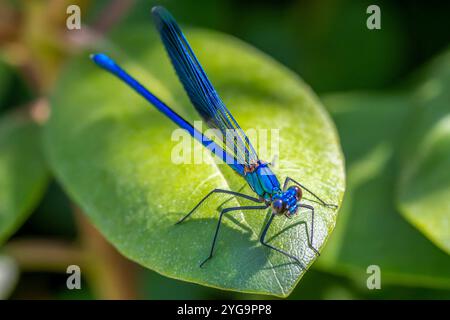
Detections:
[91, 6, 337, 268]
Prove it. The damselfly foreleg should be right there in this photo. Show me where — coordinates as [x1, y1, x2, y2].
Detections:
[283, 177, 337, 209]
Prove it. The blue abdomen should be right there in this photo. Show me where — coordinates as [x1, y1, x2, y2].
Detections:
[244, 163, 280, 200]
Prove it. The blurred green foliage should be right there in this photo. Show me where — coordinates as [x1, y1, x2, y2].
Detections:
[1, 0, 449, 299]
[112, 0, 449, 93]
[398, 51, 450, 254]
[0, 60, 33, 114]
[0, 112, 48, 245]
[319, 90, 450, 288]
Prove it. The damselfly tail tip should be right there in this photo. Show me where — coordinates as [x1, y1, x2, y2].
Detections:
[90, 53, 117, 71]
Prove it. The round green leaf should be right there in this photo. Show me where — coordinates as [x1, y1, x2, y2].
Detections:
[398, 50, 450, 254]
[0, 112, 49, 245]
[44, 27, 344, 297]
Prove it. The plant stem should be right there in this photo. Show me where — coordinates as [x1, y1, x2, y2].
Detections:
[4, 239, 83, 272]
[73, 207, 139, 299]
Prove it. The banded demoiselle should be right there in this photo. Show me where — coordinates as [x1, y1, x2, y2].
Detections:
[91, 6, 337, 268]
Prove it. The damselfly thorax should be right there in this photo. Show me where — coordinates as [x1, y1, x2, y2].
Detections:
[243, 160, 302, 217]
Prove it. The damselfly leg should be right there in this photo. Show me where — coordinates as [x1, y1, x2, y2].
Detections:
[283, 177, 338, 209]
[260, 207, 320, 268]
[176, 189, 263, 225]
[260, 213, 307, 269]
[200, 204, 269, 267]
[298, 204, 319, 255]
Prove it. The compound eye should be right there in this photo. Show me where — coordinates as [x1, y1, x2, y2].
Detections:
[290, 186, 302, 201]
[272, 199, 285, 214]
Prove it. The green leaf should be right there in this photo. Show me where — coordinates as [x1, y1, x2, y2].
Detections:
[0, 112, 49, 245]
[318, 92, 450, 288]
[44, 26, 345, 297]
[397, 50, 450, 254]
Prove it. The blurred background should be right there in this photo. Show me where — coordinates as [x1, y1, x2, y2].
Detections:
[0, 0, 449, 299]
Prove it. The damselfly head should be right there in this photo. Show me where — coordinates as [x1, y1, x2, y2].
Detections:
[272, 199, 299, 218]
[272, 186, 303, 217]
[289, 185, 302, 201]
